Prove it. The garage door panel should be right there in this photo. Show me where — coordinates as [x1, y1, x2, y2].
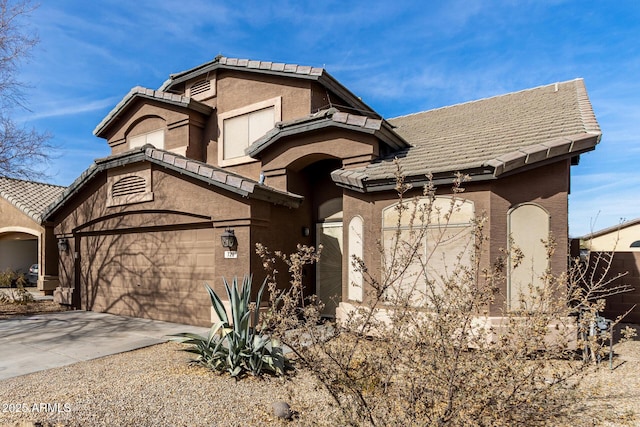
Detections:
[79, 227, 215, 326]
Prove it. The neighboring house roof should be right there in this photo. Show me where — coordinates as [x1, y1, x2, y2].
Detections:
[578, 218, 640, 241]
[94, 86, 214, 137]
[0, 176, 66, 223]
[43, 145, 303, 221]
[159, 55, 379, 118]
[247, 108, 410, 158]
[332, 79, 601, 192]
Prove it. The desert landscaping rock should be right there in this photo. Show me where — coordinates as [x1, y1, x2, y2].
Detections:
[272, 401, 292, 420]
[0, 339, 638, 426]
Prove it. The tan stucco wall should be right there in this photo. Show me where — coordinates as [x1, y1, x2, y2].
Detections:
[0, 197, 42, 232]
[106, 100, 208, 161]
[585, 223, 640, 252]
[0, 196, 59, 292]
[340, 160, 570, 316]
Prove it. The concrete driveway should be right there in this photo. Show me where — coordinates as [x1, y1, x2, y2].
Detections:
[0, 311, 209, 380]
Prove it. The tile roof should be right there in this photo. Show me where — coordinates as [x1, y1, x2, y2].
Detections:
[246, 108, 409, 158]
[0, 177, 66, 223]
[159, 55, 378, 118]
[43, 146, 303, 221]
[332, 79, 601, 191]
[94, 86, 213, 137]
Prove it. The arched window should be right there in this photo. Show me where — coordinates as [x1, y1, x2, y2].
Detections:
[348, 216, 364, 302]
[507, 203, 550, 311]
[381, 196, 475, 305]
[630, 240, 640, 248]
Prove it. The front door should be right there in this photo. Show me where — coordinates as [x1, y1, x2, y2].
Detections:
[316, 221, 343, 317]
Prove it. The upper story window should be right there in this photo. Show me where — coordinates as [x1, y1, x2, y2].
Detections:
[129, 129, 164, 150]
[218, 97, 281, 167]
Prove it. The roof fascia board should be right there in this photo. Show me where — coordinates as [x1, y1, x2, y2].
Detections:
[332, 133, 602, 193]
[43, 148, 303, 221]
[247, 120, 376, 158]
[316, 72, 378, 117]
[248, 119, 409, 159]
[160, 60, 378, 117]
[488, 133, 600, 177]
[333, 171, 497, 193]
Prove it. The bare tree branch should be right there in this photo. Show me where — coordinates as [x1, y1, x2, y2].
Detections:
[0, 0, 53, 179]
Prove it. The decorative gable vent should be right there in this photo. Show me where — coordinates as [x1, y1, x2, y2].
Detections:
[188, 76, 215, 101]
[112, 175, 146, 197]
[107, 167, 153, 208]
[190, 80, 210, 97]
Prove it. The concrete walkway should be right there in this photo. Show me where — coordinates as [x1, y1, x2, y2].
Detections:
[0, 311, 209, 380]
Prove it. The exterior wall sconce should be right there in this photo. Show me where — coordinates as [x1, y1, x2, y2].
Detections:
[57, 238, 69, 252]
[301, 227, 310, 237]
[221, 228, 236, 249]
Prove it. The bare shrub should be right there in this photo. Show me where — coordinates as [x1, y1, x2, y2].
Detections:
[257, 166, 631, 426]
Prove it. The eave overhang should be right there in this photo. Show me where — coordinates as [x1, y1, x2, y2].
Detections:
[331, 131, 601, 193]
[246, 109, 410, 159]
[159, 56, 379, 118]
[43, 146, 303, 221]
[93, 86, 213, 138]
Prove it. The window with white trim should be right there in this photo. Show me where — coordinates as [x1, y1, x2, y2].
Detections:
[218, 97, 281, 166]
[128, 129, 164, 150]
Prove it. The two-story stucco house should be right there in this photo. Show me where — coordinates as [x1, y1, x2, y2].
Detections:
[39, 56, 601, 326]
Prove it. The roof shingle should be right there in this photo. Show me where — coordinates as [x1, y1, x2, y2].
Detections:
[332, 79, 601, 191]
[0, 177, 66, 223]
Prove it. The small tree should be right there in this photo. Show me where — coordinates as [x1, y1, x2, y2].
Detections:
[0, 0, 53, 179]
[258, 166, 633, 426]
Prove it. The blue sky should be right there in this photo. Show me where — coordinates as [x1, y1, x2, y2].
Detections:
[15, 0, 640, 237]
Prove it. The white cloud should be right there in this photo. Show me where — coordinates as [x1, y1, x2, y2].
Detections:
[18, 97, 120, 121]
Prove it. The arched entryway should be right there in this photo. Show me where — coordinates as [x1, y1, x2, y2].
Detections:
[0, 227, 39, 284]
[288, 158, 344, 317]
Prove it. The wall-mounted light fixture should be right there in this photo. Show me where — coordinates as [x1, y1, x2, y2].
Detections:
[301, 227, 310, 237]
[221, 228, 236, 249]
[57, 238, 69, 252]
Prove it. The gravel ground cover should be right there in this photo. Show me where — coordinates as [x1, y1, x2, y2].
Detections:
[0, 314, 638, 426]
[0, 301, 69, 320]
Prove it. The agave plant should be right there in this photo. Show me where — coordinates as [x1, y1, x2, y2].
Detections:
[172, 275, 290, 378]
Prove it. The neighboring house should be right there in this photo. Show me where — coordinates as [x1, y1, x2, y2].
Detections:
[0, 177, 66, 293]
[579, 220, 640, 323]
[42, 56, 601, 327]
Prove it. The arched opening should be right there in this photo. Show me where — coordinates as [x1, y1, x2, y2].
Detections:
[507, 203, 550, 311]
[288, 157, 343, 317]
[0, 228, 39, 286]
